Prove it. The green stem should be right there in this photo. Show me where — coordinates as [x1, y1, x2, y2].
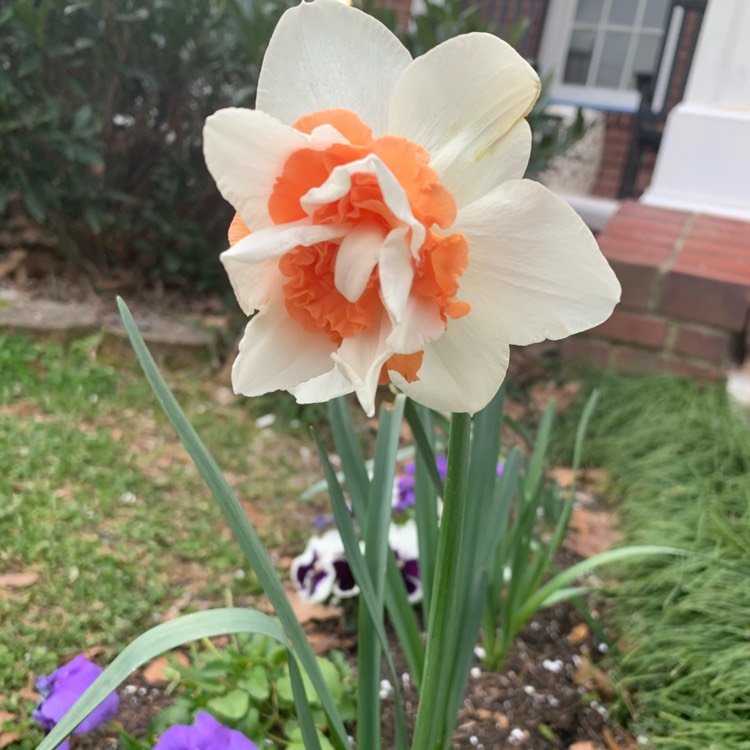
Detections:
[411, 412, 472, 750]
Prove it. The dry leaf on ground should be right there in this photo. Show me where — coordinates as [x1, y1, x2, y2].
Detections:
[0, 572, 38, 588]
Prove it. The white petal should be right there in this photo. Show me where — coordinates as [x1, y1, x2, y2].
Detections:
[388, 33, 539, 208]
[203, 108, 308, 230]
[334, 224, 386, 302]
[453, 179, 621, 345]
[391, 317, 511, 415]
[301, 154, 425, 253]
[221, 256, 281, 316]
[221, 221, 349, 315]
[378, 227, 414, 323]
[232, 294, 336, 396]
[300, 156, 426, 257]
[290, 366, 354, 404]
[331, 312, 393, 417]
[386, 296, 444, 355]
[257, 0, 412, 135]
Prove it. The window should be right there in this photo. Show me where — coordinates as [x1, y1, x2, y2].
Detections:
[539, 0, 673, 111]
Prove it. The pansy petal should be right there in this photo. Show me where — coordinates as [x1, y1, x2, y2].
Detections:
[204, 108, 308, 230]
[290, 366, 354, 404]
[388, 33, 539, 208]
[334, 224, 386, 302]
[453, 179, 621, 345]
[232, 294, 336, 396]
[257, 0, 412, 135]
[391, 316, 511, 415]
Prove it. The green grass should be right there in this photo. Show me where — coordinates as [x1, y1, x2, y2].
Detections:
[0, 333, 327, 747]
[562, 372, 750, 750]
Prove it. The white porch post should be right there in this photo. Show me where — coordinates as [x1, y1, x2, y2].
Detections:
[641, 0, 750, 220]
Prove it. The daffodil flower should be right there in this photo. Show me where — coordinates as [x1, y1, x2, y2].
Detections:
[204, 0, 620, 416]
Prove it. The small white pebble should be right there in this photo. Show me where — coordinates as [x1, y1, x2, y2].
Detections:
[523, 685, 535, 696]
[470, 666, 481, 679]
[529, 621, 542, 632]
[473, 646, 486, 660]
[195, 403, 207, 414]
[503, 565, 512, 583]
[137, 686, 147, 696]
[379, 679, 393, 700]
[637, 735, 649, 745]
[542, 658, 564, 674]
[547, 695, 560, 707]
[233, 568, 246, 580]
[598, 642, 609, 654]
[255, 413, 276, 429]
[122, 684, 137, 695]
[119, 491, 137, 505]
[401, 672, 411, 686]
[509, 728, 527, 743]
[572, 654, 582, 667]
[469, 736, 479, 746]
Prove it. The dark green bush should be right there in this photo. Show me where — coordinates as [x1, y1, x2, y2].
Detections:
[1, 0, 583, 290]
[1, 0, 292, 288]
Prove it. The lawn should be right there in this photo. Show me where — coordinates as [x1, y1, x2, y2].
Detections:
[0, 333, 327, 747]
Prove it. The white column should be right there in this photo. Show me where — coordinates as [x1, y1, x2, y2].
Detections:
[642, 0, 750, 220]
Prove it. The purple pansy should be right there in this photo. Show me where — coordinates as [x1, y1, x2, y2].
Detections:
[154, 711, 257, 750]
[393, 455, 449, 512]
[393, 455, 503, 512]
[33, 655, 119, 750]
[291, 529, 361, 603]
[388, 520, 422, 604]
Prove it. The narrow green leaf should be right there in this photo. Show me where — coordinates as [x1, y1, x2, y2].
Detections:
[117, 299, 348, 750]
[289, 656, 323, 750]
[515, 546, 688, 629]
[37, 609, 289, 750]
[404, 399, 444, 496]
[311, 430, 408, 750]
[410, 401, 439, 616]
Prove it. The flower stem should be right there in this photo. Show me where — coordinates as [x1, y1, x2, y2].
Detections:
[411, 411, 472, 750]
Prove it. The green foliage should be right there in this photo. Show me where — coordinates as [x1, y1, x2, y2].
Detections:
[121, 634, 355, 749]
[1, 0, 292, 287]
[561, 373, 750, 749]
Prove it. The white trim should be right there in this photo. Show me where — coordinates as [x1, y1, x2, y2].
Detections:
[554, 191, 621, 232]
[549, 85, 640, 113]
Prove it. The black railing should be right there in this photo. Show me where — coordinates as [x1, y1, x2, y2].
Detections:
[619, 0, 707, 199]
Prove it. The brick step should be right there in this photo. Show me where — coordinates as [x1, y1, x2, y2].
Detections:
[566, 200, 750, 378]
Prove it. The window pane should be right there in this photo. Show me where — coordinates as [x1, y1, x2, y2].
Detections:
[643, 0, 671, 28]
[595, 30, 631, 88]
[608, 1, 638, 26]
[575, 0, 604, 23]
[632, 32, 662, 81]
[564, 29, 596, 84]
